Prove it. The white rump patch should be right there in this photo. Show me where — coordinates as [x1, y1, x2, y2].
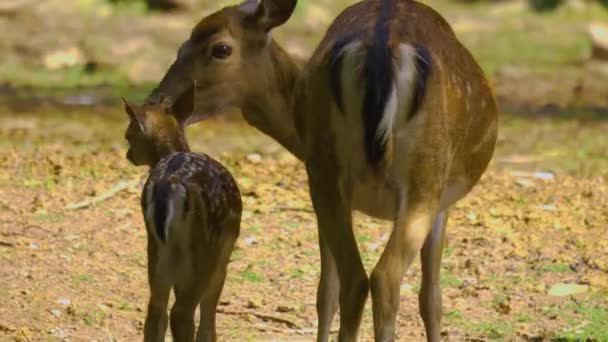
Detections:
[376, 44, 421, 145]
[144, 182, 188, 243]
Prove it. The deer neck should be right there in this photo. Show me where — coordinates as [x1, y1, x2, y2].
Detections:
[240, 41, 305, 161]
[149, 130, 191, 167]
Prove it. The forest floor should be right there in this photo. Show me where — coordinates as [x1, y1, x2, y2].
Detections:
[1, 0, 608, 341]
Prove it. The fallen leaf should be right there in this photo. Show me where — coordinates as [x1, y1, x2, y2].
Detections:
[548, 283, 589, 297]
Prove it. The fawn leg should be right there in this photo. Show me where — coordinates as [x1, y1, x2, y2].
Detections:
[144, 239, 172, 342]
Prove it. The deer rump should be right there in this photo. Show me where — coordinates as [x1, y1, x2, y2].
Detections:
[142, 177, 195, 246]
[328, 27, 431, 168]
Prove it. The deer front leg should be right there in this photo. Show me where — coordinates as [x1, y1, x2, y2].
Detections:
[316, 233, 340, 342]
[370, 201, 437, 342]
[144, 239, 172, 342]
[419, 211, 447, 342]
[307, 163, 368, 342]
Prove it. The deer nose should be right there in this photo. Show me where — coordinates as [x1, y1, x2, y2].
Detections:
[146, 92, 171, 106]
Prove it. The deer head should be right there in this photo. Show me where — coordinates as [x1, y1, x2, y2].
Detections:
[123, 86, 194, 167]
[146, 0, 299, 128]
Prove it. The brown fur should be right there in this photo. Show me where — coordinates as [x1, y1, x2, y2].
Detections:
[123, 100, 241, 342]
[146, 1, 497, 341]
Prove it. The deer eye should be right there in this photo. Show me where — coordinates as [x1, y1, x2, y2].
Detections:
[211, 43, 232, 59]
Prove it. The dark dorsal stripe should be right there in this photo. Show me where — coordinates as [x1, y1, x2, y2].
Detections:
[165, 152, 187, 174]
[362, 0, 396, 166]
[328, 1, 432, 167]
[152, 180, 171, 243]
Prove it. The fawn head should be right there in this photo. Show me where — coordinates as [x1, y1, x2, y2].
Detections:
[123, 87, 194, 166]
[147, 0, 298, 124]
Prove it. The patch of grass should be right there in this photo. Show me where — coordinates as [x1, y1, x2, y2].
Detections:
[441, 272, 464, 288]
[230, 249, 244, 262]
[0, 64, 130, 89]
[239, 269, 263, 283]
[558, 296, 608, 341]
[35, 213, 65, 223]
[445, 309, 464, 323]
[471, 320, 515, 340]
[517, 313, 531, 323]
[542, 263, 571, 273]
[491, 293, 510, 309]
[443, 245, 455, 258]
[247, 225, 260, 234]
[82, 309, 107, 326]
[75, 273, 92, 284]
[288, 267, 305, 279]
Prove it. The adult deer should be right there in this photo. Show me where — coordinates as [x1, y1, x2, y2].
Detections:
[146, 0, 497, 340]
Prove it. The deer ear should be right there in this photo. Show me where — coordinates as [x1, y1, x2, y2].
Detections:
[122, 97, 136, 120]
[240, 0, 297, 32]
[122, 97, 145, 132]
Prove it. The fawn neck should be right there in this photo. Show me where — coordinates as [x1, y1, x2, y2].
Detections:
[148, 128, 190, 168]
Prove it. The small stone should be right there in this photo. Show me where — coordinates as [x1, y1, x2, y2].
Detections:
[533, 172, 555, 180]
[244, 236, 258, 246]
[246, 298, 262, 309]
[276, 305, 295, 313]
[516, 179, 534, 188]
[246, 153, 262, 163]
[57, 298, 71, 306]
[50, 309, 61, 318]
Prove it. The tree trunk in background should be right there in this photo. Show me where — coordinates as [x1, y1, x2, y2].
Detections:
[146, 0, 191, 11]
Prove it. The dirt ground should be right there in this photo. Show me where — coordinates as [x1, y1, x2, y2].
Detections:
[0, 96, 607, 341]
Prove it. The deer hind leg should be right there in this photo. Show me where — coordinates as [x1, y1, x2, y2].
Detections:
[196, 232, 238, 342]
[170, 270, 202, 341]
[144, 239, 172, 342]
[316, 232, 340, 342]
[307, 163, 368, 342]
[370, 198, 437, 341]
[195, 268, 224, 342]
[419, 211, 448, 342]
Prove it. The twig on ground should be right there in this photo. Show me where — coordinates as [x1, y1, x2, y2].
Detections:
[0, 200, 17, 214]
[272, 206, 313, 213]
[22, 225, 56, 236]
[0, 241, 14, 247]
[66, 179, 140, 210]
[216, 308, 302, 329]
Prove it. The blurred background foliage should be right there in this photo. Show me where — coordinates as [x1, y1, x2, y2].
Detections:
[0, 0, 607, 96]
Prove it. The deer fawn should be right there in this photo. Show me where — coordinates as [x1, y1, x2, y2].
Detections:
[123, 89, 241, 342]
[146, 0, 498, 341]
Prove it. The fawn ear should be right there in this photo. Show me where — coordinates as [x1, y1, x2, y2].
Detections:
[240, 0, 297, 32]
[170, 85, 195, 124]
[122, 97, 145, 132]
